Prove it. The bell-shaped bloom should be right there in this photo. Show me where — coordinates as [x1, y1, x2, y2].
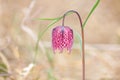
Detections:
[52, 26, 73, 53]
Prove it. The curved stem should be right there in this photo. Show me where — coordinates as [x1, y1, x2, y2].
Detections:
[62, 10, 85, 80]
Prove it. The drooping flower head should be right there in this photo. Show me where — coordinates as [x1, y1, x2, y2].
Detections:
[52, 26, 73, 53]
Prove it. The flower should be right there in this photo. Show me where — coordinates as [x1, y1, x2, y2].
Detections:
[52, 26, 73, 53]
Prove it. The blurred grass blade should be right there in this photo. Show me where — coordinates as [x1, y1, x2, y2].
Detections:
[35, 18, 61, 50]
[38, 18, 62, 41]
[35, 12, 72, 21]
[33, 18, 62, 63]
[47, 69, 57, 80]
[0, 52, 10, 73]
[0, 63, 10, 77]
[0, 63, 8, 73]
[75, 31, 82, 52]
[46, 50, 54, 68]
[36, 16, 62, 20]
[83, 0, 100, 28]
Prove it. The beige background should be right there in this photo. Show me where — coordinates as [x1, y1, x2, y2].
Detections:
[0, 0, 120, 44]
[0, 0, 120, 80]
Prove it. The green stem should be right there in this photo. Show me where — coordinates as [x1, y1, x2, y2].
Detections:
[33, 0, 100, 80]
[62, 10, 85, 80]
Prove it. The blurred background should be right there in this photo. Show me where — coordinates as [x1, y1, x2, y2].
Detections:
[0, 0, 120, 80]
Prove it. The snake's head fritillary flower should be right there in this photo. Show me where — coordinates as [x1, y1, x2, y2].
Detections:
[52, 26, 73, 53]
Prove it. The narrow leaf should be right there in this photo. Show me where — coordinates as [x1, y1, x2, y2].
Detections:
[33, 18, 62, 63]
[75, 31, 82, 52]
[36, 16, 62, 20]
[83, 0, 100, 28]
[35, 12, 72, 21]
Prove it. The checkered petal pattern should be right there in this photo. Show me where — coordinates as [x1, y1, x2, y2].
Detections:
[52, 26, 73, 53]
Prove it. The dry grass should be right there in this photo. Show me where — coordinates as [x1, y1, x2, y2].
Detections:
[0, 0, 120, 80]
